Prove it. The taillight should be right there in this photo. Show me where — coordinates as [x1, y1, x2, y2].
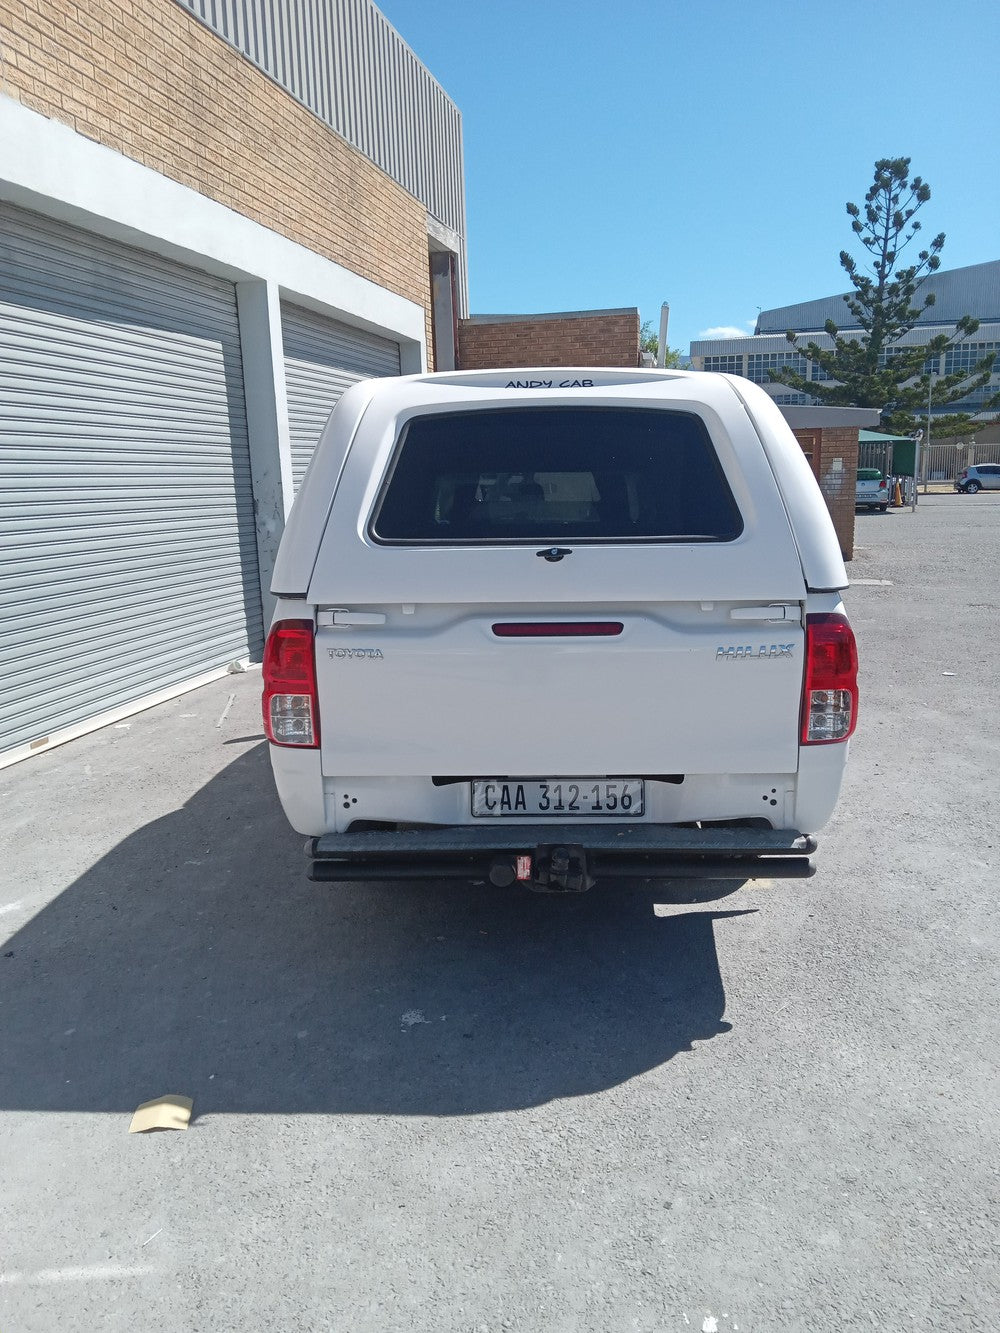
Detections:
[959, 470, 968, 480]
[262, 620, 320, 747]
[801, 613, 858, 745]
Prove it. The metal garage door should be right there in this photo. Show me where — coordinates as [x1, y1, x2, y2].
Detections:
[281, 301, 400, 491]
[0, 202, 262, 762]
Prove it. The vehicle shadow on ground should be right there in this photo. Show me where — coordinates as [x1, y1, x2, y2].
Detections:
[2, 744, 747, 1117]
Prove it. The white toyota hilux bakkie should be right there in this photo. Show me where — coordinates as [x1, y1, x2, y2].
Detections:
[263, 368, 858, 892]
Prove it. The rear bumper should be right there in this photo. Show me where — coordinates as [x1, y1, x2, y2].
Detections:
[307, 823, 817, 883]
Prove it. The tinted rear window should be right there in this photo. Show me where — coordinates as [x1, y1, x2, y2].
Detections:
[371, 408, 743, 543]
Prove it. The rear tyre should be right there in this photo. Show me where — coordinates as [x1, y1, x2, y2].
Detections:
[965, 480, 981, 494]
[878, 503, 889, 512]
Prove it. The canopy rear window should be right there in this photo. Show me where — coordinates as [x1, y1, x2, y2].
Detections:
[371, 407, 743, 544]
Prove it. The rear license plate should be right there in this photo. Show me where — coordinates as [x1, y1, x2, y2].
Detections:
[471, 779, 644, 818]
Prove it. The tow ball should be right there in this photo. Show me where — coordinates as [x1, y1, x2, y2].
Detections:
[488, 845, 594, 893]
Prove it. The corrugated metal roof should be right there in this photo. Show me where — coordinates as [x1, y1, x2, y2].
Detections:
[756, 260, 1000, 332]
[692, 321, 1000, 356]
[690, 335, 776, 356]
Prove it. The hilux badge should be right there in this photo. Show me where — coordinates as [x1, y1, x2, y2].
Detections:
[716, 644, 794, 660]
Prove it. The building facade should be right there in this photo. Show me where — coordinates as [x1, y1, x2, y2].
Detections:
[0, 0, 466, 766]
[457, 309, 641, 370]
[689, 260, 1000, 418]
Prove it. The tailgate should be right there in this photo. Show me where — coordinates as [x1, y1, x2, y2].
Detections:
[314, 599, 805, 777]
[856, 479, 886, 500]
[306, 390, 811, 778]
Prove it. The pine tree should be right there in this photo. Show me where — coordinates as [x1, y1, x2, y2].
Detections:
[770, 159, 997, 434]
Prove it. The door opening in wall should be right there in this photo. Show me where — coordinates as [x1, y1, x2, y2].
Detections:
[430, 248, 459, 371]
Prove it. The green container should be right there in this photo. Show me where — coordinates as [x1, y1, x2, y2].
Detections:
[890, 440, 916, 478]
[859, 431, 916, 477]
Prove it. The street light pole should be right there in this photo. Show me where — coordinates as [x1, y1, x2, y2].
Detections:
[656, 303, 670, 369]
[923, 372, 934, 499]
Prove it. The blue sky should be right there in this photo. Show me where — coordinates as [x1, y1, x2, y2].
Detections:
[377, 0, 1000, 353]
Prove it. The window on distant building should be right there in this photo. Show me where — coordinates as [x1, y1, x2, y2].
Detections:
[927, 342, 1000, 411]
[876, 346, 936, 372]
[703, 355, 745, 375]
[943, 342, 1000, 377]
[746, 352, 808, 384]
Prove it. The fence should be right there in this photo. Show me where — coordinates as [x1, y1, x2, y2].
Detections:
[919, 441, 1000, 487]
[858, 438, 895, 475]
[859, 437, 1000, 489]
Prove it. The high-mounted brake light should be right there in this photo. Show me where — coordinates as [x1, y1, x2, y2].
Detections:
[262, 620, 320, 747]
[492, 622, 624, 637]
[801, 613, 858, 745]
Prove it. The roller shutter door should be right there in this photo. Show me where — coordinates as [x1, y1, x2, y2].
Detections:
[281, 301, 400, 491]
[0, 202, 262, 761]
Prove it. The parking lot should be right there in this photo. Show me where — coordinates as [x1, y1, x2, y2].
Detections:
[2, 493, 998, 1332]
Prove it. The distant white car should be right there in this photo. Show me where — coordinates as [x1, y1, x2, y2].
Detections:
[956, 464, 1000, 493]
[856, 469, 890, 511]
[263, 369, 858, 890]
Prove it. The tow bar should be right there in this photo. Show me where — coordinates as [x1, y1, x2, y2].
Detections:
[489, 845, 595, 894]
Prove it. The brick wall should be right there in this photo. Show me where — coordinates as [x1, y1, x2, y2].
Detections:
[458, 310, 640, 370]
[0, 0, 432, 343]
[793, 426, 859, 561]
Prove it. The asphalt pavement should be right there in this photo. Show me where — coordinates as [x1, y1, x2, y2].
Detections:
[1, 493, 998, 1332]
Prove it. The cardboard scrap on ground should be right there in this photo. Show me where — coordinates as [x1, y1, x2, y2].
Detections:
[128, 1095, 194, 1133]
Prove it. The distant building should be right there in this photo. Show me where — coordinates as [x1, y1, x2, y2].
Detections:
[689, 260, 1000, 418]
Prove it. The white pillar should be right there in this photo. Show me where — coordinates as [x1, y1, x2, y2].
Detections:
[656, 303, 670, 368]
[398, 334, 426, 374]
[236, 279, 295, 628]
